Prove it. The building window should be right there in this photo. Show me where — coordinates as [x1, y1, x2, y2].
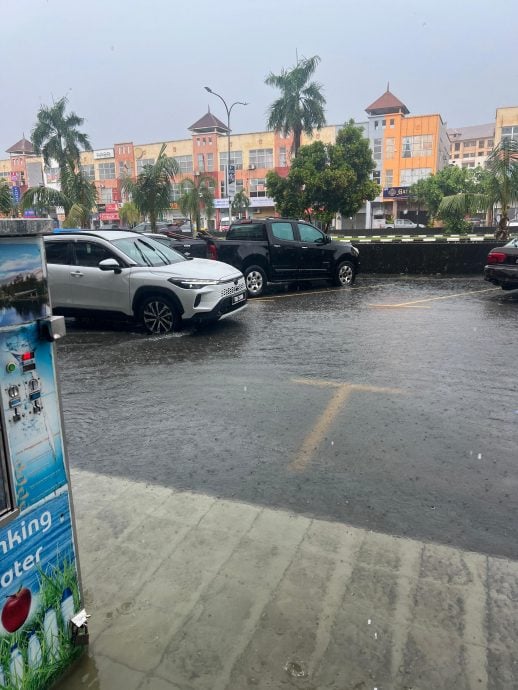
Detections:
[454, 154, 460, 159]
[373, 139, 382, 160]
[206, 153, 214, 172]
[81, 164, 95, 180]
[118, 161, 132, 177]
[399, 168, 432, 185]
[401, 134, 433, 158]
[478, 140, 485, 148]
[249, 149, 274, 169]
[454, 143, 460, 151]
[99, 187, 113, 203]
[382, 120, 386, 128]
[136, 158, 155, 174]
[477, 151, 485, 157]
[385, 138, 395, 160]
[389, 119, 395, 128]
[501, 126, 518, 142]
[219, 151, 243, 171]
[464, 140, 476, 147]
[171, 183, 182, 201]
[385, 169, 393, 186]
[462, 153, 471, 158]
[220, 180, 225, 197]
[279, 146, 288, 167]
[197, 154, 205, 172]
[374, 120, 379, 130]
[174, 155, 193, 173]
[487, 139, 494, 147]
[197, 138, 201, 147]
[97, 162, 115, 180]
[208, 137, 212, 145]
[373, 170, 381, 184]
[249, 178, 266, 197]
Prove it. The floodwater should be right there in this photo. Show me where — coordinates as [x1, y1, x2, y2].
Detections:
[56, 276, 518, 559]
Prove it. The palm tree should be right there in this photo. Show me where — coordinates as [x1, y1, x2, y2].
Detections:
[265, 55, 326, 157]
[178, 175, 215, 236]
[121, 144, 179, 232]
[119, 201, 141, 227]
[31, 96, 92, 174]
[0, 180, 13, 216]
[21, 167, 97, 228]
[231, 190, 250, 219]
[439, 139, 518, 240]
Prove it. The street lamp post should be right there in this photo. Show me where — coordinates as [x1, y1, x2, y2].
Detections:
[204, 87, 247, 221]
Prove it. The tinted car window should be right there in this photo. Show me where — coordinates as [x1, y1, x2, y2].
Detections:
[298, 223, 324, 243]
[227, 224, 267, 241]
[271, 222, 295, 241]
[45, 241, 72, 265]
[74, 241, 116, 267]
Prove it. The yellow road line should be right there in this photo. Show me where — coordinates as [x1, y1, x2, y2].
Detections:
[368, 287, 499, 308]
[288, 378, 403, 473]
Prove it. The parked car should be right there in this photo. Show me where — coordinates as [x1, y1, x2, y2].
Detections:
[143, 232, 209, 259]
[132, 221, 171, 234]
[484, 237, 518, 290]
[43, 230, 247, 333]
[385, 219, 426, 230]
[205, 218, 359, 297]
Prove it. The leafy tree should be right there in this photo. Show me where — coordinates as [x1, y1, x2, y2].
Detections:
[0, 179, 13, 216]
[119, 201, 141, 227]
[121, 144, 179, 232]
[31, 96, 92, 174]
[439, 139, 518, 239]
[265, 55, 326, 157]
[231, 190, 250, 218]
[21, 167, 97, 228]
[178, 175, 214, 236]
[266, 120, 379, 231]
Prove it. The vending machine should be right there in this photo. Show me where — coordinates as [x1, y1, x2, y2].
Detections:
[0, 219, 86, 689]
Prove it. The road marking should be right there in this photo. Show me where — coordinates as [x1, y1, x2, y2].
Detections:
[368, 286, 499, 309]
[288, 379, 403, 473]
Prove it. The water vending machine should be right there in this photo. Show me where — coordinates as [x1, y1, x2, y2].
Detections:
[0, 220, 86, 689]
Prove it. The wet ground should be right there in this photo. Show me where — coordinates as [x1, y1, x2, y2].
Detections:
[56, 276, 518, 560]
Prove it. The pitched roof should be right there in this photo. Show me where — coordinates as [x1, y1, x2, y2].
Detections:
[447, 123, 494, 141]
[188, 110, 229, 133]
[365, 89, 409, 116]
[6, 137, 35, 154]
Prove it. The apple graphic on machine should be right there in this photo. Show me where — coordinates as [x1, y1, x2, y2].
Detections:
[2, 588, 32, 633]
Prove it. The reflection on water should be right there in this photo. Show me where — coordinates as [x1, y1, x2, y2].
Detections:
[0, 301, 48, 327]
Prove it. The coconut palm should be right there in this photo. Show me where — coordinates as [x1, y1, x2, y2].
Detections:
[265, 55, 326, 157]
[21, 166, 97, 228]
[439, 139, 518, 240]
[31, 96, 92, 174]
[0, 179, 13, 216]
[178, 175, 215, 236]
[231, 190, 250, 219]
[119, 201, 141, 227]
[121, 144, 179, 232]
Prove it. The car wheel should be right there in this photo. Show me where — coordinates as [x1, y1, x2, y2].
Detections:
[139, 296, 179, 334]
[245, 265, 267, 297]
[332, 261, 355, 287]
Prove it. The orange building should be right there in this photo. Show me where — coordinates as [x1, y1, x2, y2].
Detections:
[361, 88, 450, 228]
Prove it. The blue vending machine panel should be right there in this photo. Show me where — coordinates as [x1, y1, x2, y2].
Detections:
[0, 232, 84, 688]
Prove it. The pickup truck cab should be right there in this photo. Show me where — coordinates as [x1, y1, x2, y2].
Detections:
[207, 218, 359, 297]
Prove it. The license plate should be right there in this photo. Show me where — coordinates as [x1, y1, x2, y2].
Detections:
[232, 292, 245, 304]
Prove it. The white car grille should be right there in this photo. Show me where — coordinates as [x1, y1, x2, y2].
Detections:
[220, 277, 246, 297]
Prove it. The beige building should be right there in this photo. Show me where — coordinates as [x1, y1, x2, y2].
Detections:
[448, 123, 494, 169]
[494, 105, 518, 145]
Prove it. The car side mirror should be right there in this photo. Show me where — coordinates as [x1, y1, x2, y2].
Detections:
[99, 258, 121, 273]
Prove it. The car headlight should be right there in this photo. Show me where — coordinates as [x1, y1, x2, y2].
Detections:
[168, 277, 221, 289]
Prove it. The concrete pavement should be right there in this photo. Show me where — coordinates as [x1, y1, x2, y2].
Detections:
[55, 469, 518, 690]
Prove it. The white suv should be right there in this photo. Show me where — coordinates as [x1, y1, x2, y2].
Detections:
[44, 230, 247, 334]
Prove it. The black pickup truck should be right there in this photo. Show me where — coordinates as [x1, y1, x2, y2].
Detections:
[205, 218, 359, 297]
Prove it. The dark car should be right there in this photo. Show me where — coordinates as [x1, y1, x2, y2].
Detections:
[484, 237, 518, 290]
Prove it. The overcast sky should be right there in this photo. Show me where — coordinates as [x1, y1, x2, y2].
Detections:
[1, 0, 517, 155]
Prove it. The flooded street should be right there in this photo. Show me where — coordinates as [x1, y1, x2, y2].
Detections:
[57, 276, 518, 559]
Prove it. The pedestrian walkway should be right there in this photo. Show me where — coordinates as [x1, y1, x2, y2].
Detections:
[55, 469, 518, 690]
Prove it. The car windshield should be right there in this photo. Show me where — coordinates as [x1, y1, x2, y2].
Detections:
[112, 236, 187, 266]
